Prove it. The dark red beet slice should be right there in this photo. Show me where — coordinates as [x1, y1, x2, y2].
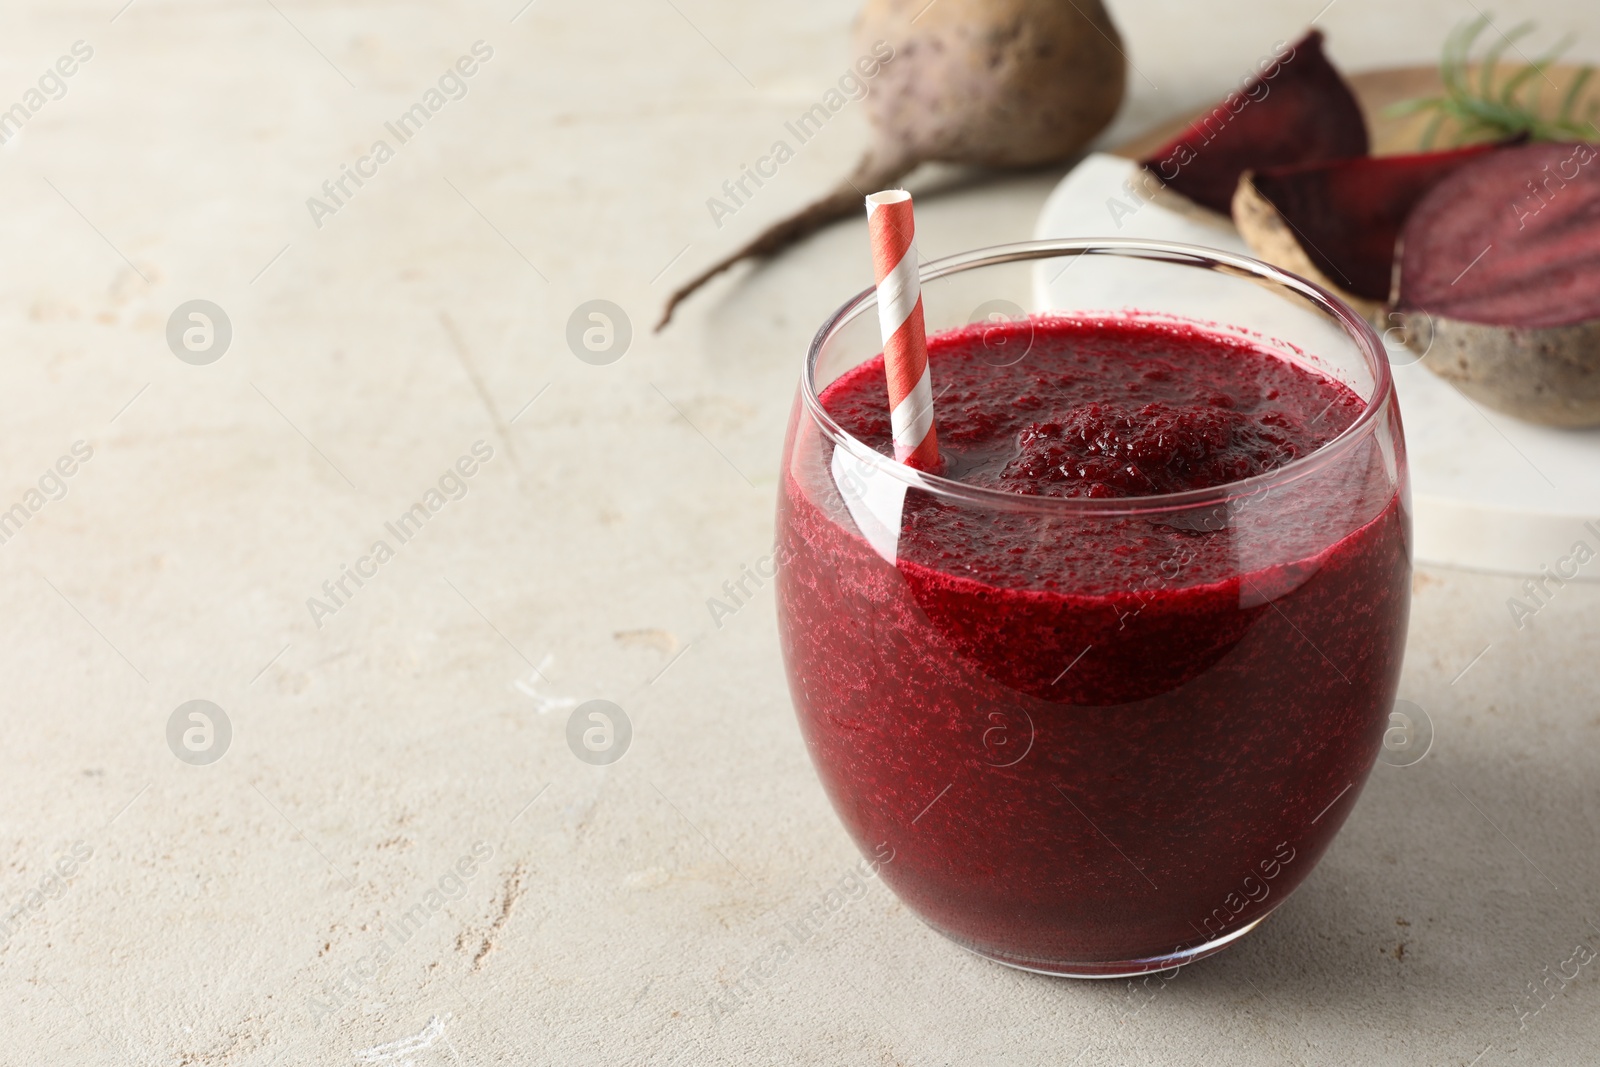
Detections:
[1396, 141, 1600, 329]
[1244, 142, 1509, 301]
[1141, 30, 1368, 214]
[1393, 141, 1600, 427]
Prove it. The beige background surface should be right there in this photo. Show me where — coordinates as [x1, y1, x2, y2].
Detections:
[0, 0, 1597, 1064]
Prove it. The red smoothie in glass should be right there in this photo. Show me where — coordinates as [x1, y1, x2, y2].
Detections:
[776, 316, 1410, 970]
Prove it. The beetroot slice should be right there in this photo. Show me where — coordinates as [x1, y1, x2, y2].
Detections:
[1141, 30, 1368, 214]
[1396, 141, 1600, 329]
[1250, 142, 1509, 301]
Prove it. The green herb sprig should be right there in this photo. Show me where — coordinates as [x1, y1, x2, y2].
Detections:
[1386, 14, 1600, 148]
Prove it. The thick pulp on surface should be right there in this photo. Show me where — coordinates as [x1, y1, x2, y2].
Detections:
[777, 317, 1410, 966]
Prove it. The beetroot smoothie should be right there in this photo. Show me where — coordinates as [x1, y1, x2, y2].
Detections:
[777, 315, 1410, 973]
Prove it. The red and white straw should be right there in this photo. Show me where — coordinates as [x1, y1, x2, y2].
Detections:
[865, 190, 939, 471]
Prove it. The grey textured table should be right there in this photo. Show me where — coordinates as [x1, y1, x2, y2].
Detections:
[2, 1, 1597, 1064]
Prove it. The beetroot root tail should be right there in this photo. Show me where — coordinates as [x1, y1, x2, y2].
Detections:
[654, 153, 913, 331]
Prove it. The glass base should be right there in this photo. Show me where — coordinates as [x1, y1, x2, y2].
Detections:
[954, 912, 1273, 979]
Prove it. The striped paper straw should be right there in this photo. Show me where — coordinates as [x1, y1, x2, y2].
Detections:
[865, 190, 939, 472]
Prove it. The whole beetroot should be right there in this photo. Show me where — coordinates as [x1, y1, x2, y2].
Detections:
[657, 0, 1126, 328]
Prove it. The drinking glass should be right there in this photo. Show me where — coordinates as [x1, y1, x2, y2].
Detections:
[775, 239, 1411, 977]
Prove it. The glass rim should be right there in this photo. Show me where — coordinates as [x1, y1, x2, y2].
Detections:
[801, 238, 1397, 517]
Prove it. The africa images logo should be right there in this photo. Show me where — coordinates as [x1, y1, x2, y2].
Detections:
[305, 41, 494, 229]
